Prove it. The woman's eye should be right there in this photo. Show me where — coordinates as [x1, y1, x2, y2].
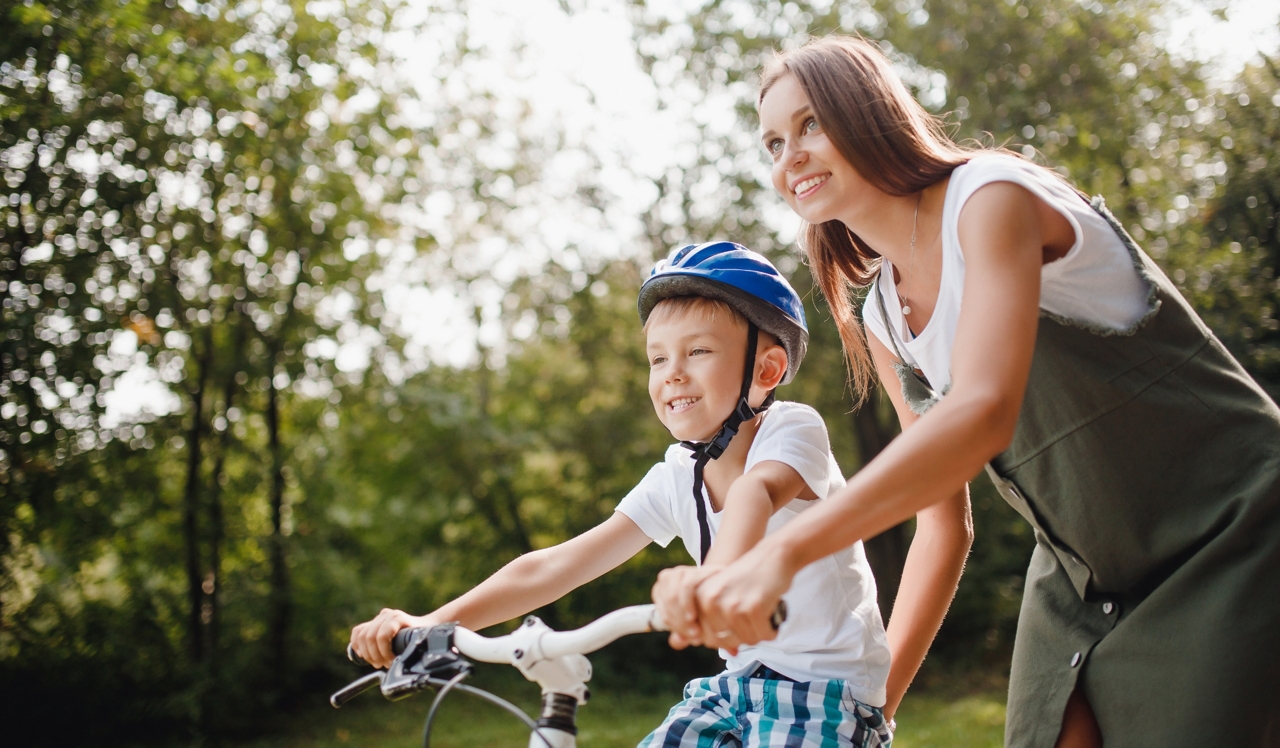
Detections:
[804, 117, 819, 134]
[767, 138, 783, 155]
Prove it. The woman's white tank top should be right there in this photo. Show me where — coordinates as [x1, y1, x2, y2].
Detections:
[861, 153, 1150, 392]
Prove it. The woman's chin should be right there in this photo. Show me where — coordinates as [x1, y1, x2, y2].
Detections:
[793, 198, 839, 225]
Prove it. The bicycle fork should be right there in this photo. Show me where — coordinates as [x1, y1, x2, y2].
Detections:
[530, 692, 579, 748]
[512, 617, 592, 748]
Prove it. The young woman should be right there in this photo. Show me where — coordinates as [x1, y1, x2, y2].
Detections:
[652, 36, 1280, 747]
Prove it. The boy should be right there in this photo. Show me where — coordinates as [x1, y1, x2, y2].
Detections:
[350, 242, 892, 747]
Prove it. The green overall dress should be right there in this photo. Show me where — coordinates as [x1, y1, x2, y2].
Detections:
[875, 198, 1280, 746]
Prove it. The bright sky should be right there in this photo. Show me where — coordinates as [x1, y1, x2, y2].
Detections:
[1165, 0, 1280, 81]
[110, 0, 1280, 425]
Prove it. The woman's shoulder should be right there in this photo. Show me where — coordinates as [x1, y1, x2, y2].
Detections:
[948, 151, 1081, 225]
[952, 151, 1051, 192]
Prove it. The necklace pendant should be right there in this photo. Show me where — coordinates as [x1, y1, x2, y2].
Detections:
[902, 304, 912, 315]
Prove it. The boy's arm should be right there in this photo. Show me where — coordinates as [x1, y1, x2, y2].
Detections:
[655, 461, 809, 649]
[703, 460, 810, 565]
[351, 512, 651, 668]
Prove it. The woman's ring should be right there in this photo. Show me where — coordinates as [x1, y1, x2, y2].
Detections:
[716, 630, 733, 639]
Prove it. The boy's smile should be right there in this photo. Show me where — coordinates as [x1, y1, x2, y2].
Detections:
[646, 311, 750, 443]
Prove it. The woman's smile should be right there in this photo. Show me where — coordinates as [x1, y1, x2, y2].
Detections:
[792, 173, 830, 199]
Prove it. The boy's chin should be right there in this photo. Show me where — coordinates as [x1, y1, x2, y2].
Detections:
[666, 422, 719, 444]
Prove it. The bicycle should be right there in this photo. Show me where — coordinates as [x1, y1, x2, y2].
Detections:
[331, 602, 786, 748]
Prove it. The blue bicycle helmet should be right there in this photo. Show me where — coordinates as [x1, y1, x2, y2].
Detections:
[638, 242, 808, 384]
[639, 241, 810, 563]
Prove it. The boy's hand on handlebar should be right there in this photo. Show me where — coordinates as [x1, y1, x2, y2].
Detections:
[652, 564, 722, 650]
[350, 608, 432, 669]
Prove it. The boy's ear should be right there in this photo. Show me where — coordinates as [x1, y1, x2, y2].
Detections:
[754, 344, 788, 392]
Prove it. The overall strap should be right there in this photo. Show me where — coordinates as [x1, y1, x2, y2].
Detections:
[873, 274, 911, 364]
[873, 271, 942, 414]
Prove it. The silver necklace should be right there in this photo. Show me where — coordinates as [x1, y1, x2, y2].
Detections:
[900, 192, 921, 316]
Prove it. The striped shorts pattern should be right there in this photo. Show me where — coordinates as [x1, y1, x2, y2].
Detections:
[638, 670, 893, 748]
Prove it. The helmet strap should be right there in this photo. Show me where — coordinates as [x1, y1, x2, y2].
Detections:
[680, 322, 775, 563]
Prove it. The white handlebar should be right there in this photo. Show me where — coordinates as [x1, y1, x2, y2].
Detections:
[450, 604, 668, 664]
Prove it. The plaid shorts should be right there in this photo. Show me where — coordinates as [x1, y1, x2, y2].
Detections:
[638, 665, 893, 748]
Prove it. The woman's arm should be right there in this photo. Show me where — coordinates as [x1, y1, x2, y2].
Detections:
[867, 335, 973, 719]
[350, 512, 651, 667]
[685, 181, 1046, 648]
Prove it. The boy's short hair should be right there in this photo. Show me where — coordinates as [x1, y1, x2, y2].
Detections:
[644, 296, 781, 349]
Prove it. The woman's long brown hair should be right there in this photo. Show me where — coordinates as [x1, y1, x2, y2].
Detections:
[759, 36, 976, 401]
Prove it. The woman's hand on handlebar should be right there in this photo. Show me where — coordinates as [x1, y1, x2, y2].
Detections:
[693, 543, 792, 652]
[350, 608, 434, 669]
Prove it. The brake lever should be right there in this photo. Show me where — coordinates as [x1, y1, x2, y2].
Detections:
[330, 671, 385, 709]
[336, 624, 471, 705]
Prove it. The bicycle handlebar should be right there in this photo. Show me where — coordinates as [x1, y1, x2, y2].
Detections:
[349, 604, 667, 667]
[348, 601, 787, 668]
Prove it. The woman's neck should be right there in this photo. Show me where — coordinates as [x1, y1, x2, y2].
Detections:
[836, 179, 948, 270]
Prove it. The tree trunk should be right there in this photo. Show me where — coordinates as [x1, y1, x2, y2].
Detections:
[263, 252, 307, 684]
[204, 315, 245, 668]
[265, 359, 290, 681]
[183, 328, 213, 663]
[852, 394, 912, 623]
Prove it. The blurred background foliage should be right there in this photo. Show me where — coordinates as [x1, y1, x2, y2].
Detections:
[1, 0, 1277, 744]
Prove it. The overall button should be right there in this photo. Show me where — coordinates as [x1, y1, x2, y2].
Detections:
[1070, 652, 1082, 668]
[1102, 602, 1114, 615]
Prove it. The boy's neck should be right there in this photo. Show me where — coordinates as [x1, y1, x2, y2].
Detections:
[700, 410, 765, 512]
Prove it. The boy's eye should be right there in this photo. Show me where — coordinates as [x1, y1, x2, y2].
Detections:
[690, 347, 710, 355]
[649, 355, 666, 366]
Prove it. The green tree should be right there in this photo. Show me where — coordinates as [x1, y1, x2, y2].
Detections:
[1177, 58, 1280, 397]
[1, 0, 428, 738]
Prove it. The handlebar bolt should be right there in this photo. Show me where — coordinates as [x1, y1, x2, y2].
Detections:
[583, 687, 591, 704]
[524, 616, 539, 627]
[513, 649, 524, 660]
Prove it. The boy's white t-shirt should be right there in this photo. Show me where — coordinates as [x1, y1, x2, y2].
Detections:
[615, 401, 891, 706]
[862, 152, 1151, 392]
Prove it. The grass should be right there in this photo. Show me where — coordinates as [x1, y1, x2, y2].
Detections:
[892, 691, 1006, 747]
[239, 671, 1006, 748]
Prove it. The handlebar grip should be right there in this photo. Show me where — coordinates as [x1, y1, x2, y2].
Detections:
[346, 628, 419, 668]
[769, 600, 788, 632]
